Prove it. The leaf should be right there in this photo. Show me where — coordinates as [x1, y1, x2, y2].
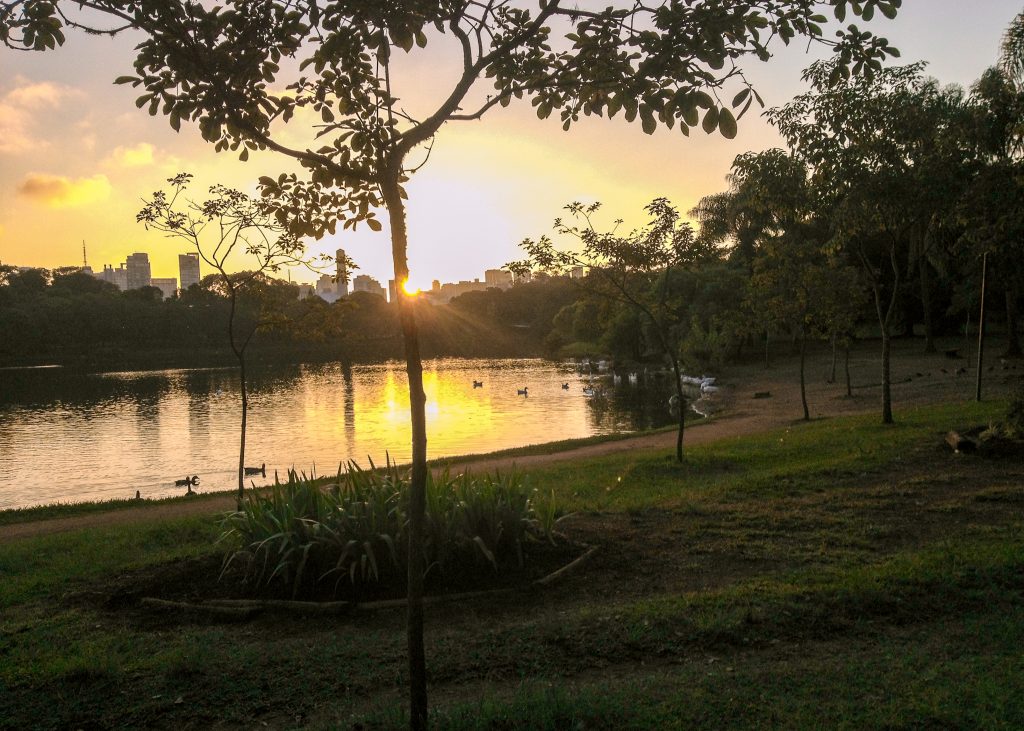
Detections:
[732, 88, 751, 108]
[718, 108, 737, 139]
[639, 105, 656, 135]
[702, 106, 719, 134]
[366, 218, 382, 232]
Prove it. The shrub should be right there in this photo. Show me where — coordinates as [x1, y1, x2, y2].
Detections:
[219, 462, 556, 597]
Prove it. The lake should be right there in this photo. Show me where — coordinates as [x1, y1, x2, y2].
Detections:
[0, 358, 680, 509]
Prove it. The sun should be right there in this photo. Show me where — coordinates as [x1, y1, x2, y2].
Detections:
[402, 279, 421, 296]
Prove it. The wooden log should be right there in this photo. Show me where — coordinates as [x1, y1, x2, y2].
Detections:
[203, 598, 351, 615]
[139, 597, 257, 620]
[534, 545, 599, 587]
[356, 587, 518, 612]
[753, 391, 772, 399]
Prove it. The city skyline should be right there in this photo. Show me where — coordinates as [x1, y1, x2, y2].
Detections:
[0, 2, 1017, 290]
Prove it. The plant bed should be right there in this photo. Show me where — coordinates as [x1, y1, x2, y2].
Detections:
[64, 541, 590, 625]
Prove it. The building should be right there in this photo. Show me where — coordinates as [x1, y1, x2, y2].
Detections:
[296, 283, 315, 299]
[484, 268, 513, 289]
[125, 253, 151, 290]
[315, 273, 340, 302]
[569, 266, 586, 280]
[336, 249, 349, 297]
[178, 252, 200, 291]
[351, 274, 387, 299]
[388, 279, 398, 304]
[99, 264, 128, 290]
[150, 277, 178, 300]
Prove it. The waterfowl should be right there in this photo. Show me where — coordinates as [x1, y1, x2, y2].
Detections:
[473, 380, 484, 388]
[517, 387, 529, 396]
[244, 463, 266, 477]
[561, 383, 569, 390]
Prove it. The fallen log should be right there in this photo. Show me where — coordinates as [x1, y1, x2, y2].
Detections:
[534, 545, 599, 587]
[203, 598, 351, 615]
[139, 597, 257, 620]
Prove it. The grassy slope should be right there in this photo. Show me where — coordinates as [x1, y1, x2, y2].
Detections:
[1, 400, 1022, 730]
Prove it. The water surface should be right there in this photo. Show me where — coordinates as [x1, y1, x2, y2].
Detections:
[0, 358, 676, 509]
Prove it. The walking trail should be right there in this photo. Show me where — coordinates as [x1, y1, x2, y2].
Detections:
[3, 338, 1017, 544]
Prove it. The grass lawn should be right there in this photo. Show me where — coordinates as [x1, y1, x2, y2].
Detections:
[1, 399, 1022, 729]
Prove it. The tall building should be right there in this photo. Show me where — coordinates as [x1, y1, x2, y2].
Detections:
[335, 249, 349, 297]
[351, 274, 387, 299]
[484, 268, 513, 289]
[179, 252, 201, 291]
[315, 273, 339, 302]
[100, 264, 128, 290]
[150, 277, 178, 300]
[125, 253, 151, 290]
[388, 279, 398, 304]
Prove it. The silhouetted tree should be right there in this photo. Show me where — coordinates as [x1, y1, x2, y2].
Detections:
[3, 2, 902, 725]
[138, 174, 327, 500]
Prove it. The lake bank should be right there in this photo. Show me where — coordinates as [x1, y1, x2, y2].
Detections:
[2, 399, 1021, 729]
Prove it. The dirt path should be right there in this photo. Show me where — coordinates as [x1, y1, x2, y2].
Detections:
[3, 337, 1019, 544]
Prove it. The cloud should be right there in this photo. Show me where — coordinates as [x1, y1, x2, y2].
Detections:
[17, 173, 112, 208]
[110, 142, 156, 168]
[0, 79, 80, 155]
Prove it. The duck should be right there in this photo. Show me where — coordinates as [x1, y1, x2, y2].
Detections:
[517, 387, 529, 396]
[473, 380, 484, 388]
[174, 475, 200, 494]
[582, 386, 596, 397]
[244, 463, 266, 477]
[561, 383, 570, 390]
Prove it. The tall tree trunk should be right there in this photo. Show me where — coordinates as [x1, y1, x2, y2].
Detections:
[237, 354, 247, 502]
[844, 342, 852, 398]
[1005, 284, 1021, 357]
[227, 286, 246, 504]
[920, 258, 935, 354]
[380, 167, 428, 731]
[828, 331, 837, 384]
[668, 356, 686, 462]
[977, 253, 988, 402]
[881, 327, 893, 423]
[799, 331, 809, 421]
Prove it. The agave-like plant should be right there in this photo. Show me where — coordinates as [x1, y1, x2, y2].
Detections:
[220, 461, 557, 597]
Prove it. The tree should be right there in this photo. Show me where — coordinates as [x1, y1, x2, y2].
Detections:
[769, 61, 963, 424]
[137, 174, 328, 500]
[3, 2, 902, 726]
[512, 198, 717, 461]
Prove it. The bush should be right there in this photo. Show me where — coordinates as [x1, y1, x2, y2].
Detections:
[220, 462, 556, 597]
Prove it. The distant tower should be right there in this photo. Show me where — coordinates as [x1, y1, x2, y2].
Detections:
[125, 253, 152, 290]
[336, 248, 349, 297]
[81, 240, 94, 275]
[178, 252, 200, 291]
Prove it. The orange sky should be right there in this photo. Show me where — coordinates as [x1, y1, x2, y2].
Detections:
[0, 2, 1018, 290]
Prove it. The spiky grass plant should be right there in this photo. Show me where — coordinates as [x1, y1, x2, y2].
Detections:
[220, 461, 556, 597]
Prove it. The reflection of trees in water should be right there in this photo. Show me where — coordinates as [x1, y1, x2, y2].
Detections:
[585, 375, 677, 432]
[341, 361, 356, 456]
[0, 368, 170, 412]
[245, 363, 304, 396]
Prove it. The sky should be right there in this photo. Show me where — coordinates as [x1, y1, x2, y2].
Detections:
[0, 1, 1020, 290]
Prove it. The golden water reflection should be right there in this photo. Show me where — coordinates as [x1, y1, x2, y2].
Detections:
[0, 358, 673, 509]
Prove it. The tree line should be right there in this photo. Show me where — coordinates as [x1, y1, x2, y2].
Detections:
[0, 264, 579, 369]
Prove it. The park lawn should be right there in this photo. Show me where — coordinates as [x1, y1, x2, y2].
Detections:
[1, 399, 1022, 729]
